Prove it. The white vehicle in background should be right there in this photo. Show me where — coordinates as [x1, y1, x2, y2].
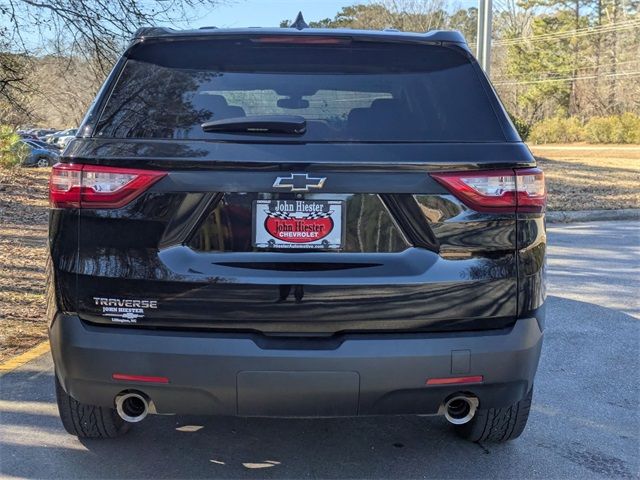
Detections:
[45, 128, 77, 147]
[57, 132, 78, 149]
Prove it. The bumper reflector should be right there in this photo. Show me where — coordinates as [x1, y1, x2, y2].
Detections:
[426, 375, 483, 386]
[112, 373, 170, 384]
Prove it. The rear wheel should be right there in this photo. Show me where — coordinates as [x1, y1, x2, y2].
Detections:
[455, 388, 533, 443]
[55, 374, 130, 438]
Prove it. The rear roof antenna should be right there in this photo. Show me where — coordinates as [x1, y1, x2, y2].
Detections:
[289, 11, 309, 30]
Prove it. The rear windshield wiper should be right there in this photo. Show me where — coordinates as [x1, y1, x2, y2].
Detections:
[201, 115, 306, 135]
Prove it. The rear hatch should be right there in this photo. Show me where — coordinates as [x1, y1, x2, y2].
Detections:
[57, 33, 540, 335]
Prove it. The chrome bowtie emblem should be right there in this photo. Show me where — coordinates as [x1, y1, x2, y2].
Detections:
[273, 173, 326, 192]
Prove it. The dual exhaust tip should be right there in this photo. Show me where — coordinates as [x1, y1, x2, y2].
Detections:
[115, 391, 150, 423]
[114, 390, 479, 425]
[442, 395, 479, 425]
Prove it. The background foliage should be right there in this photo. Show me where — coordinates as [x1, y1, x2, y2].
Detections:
[1, 0, 638, 143]
[0, 125, 28, 167]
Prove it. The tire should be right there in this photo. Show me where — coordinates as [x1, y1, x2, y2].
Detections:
[36, 157, 50, 168]
[55, 374, 130, 438]
[454, 388, 533, 443]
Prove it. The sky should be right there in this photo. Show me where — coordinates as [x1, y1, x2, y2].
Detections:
[178, 0, 478, 30]
[194, 0, 359, 28]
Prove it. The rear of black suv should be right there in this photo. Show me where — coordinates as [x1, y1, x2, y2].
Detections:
[47, 28, 546, 442]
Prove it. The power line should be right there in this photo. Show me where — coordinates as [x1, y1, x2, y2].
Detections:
[499, 19, 639, 44]
[495, 21, 640, 46]
[469, 19, 640, 47]
[493, 70, 640, 86]
[497, 25, 640, 46]
[491, 59, 640, 80]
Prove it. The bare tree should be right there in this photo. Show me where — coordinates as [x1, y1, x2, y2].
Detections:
[299, 0, 450, 32]
[379, 0, 449, 31]
[0, 50, 32, 124]
[0, 0, 220, 123]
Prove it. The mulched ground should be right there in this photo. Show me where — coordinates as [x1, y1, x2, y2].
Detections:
[0, 168, 49, 362]
[0, 145, 638, 361]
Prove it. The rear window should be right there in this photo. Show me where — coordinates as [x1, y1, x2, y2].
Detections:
[95, 38, 505, 142]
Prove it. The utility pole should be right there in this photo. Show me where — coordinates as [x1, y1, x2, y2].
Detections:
[476, 0, 493, 76]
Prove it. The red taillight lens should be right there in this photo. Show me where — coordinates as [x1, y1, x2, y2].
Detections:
[431, 168, 546, 213]
[80, 165, 166, 208]
[49, 164, 166, 209]
[515, 169, 547, 212]
[49, 163, 82, 208]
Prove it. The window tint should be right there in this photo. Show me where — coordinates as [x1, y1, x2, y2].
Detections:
[95, 39, 505, 142]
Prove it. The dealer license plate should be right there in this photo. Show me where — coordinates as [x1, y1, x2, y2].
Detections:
[253, 199, 344, 249]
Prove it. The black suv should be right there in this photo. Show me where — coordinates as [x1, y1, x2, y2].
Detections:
[48, 26, 546, 443]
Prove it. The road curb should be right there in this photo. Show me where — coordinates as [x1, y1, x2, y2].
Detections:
[0, 342, 50, 376]
[546, 209, 640, 224]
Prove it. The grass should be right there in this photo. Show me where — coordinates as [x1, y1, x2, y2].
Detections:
[0, 144, 638, 360]
[530, 144, 640, 211]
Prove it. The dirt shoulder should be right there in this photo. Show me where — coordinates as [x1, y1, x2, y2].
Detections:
[0, 168, 49, 363]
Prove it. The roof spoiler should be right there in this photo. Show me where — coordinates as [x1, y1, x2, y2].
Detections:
[133, 27, 176, 38]
[131, 26, 467, 45]
[423, 30, 466, 44]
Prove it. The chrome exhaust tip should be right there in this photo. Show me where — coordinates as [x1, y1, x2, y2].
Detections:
[115, 391, 150, 423]
[443, 395, 479, 425]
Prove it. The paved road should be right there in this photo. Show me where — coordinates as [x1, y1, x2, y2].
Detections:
[1, 221, 638, 479]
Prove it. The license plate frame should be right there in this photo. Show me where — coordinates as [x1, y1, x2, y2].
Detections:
[253, 199, 345, 250]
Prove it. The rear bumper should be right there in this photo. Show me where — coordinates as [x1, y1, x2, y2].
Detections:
[50, 315, 543, 417]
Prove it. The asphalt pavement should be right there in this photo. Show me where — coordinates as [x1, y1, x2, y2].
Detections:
[1, 220, 638, 479]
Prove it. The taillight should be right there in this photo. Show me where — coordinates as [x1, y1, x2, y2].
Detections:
[49, 164, 166, 209]
[49, 164, 82, 208]
[431, 168, 546, 213]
